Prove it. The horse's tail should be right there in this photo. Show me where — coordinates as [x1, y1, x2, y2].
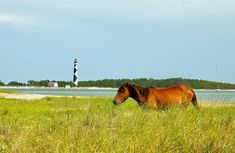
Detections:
[191, 89, 199, 109]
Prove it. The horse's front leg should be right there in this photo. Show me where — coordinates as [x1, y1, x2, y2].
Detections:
[148, 97, 159, 111]
[137, 101, 153, 111]
[142, 100, 158, 111]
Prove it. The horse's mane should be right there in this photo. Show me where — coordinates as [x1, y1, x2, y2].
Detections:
[127, 83, 149, 103]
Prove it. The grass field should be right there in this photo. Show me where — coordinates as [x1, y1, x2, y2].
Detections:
[0, 97, 235, 153]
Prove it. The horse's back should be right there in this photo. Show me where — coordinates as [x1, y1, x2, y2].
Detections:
[148, 85, 195, 107]
[150, 84, 192, 93]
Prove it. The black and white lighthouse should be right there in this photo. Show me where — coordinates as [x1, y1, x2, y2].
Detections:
[73, 59, 78, 86]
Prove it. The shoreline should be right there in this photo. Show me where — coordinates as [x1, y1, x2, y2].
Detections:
[0, 92, 235, 105]
[0, 93, 91, 100]
[1, 86, 235, 91]
[0, 93, 50, 100]
[0, 93, 234, 108]
[0, 86, 118, 90]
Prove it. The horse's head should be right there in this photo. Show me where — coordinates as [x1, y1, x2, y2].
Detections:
[113, 83, 130, 105]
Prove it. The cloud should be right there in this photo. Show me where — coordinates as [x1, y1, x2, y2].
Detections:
[1, 0, 235, 30]
[0, 12, 50, 31]
[33, 0, 235, 23]
[0, 13, 35, 25]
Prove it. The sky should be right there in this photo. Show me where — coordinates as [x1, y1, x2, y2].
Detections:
[0, 0, 235, 84]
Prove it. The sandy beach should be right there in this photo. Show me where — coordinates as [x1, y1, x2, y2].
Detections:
[0, 92, 91, 100]
[0, 92, 49, 100]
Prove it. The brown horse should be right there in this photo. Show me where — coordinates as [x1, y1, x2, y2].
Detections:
[113, 83, 198, 110]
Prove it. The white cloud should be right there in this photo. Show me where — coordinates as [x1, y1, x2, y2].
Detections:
[0, 13, 34, 25]
[1, 0, 235, 30]
[34, 0, 235, 22]
[0, 12, 50, 31]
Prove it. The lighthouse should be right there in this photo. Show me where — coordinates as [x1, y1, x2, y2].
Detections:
[73, 59, 78, 86]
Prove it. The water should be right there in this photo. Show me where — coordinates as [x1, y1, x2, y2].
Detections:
[1, 88, 235, 103]
[196, 90, 235, 102]
[2, 88, 117, 97]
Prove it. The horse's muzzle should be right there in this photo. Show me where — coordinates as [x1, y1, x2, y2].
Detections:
[113, 100, 120, 105]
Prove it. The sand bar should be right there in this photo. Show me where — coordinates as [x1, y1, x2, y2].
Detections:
[0, 93, 49, 100]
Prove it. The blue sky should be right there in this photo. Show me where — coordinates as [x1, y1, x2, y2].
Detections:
[1, 0, 235, 83]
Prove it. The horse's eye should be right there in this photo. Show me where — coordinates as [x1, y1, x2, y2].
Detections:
[119, 88, 125, 93]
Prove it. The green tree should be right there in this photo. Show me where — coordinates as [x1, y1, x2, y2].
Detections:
[0, 80, 5, 86]
[12, 78, 235, 89]
[8, 81, 26, 86]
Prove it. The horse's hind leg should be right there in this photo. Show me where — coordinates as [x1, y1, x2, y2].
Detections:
[190, 89, 199, 109]
[180, 102, 190, 108]
[141, 104, 156, 111]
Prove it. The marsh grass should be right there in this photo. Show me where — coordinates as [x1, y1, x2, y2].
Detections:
[0, 97, 235, 153]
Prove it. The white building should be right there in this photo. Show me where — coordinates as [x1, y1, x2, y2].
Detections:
[48, 82, 58, 88]
[65, 85, 71, 89]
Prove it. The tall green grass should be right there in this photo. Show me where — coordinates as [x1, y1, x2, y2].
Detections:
[0, 97, 235, 153]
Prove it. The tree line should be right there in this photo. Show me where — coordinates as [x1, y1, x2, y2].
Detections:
[77, 78, 235, 89]
[1, 78, 235, 89]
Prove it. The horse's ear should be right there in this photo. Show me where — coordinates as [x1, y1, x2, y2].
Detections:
[122, 82, 130, 87]
[122, 82, 128, 87]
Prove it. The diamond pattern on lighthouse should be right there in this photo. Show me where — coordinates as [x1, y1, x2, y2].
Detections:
[73, 75, 77, 82]
[73, 59, 78, 86]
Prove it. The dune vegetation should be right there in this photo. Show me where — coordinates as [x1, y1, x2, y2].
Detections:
[0, 97, 235, 153]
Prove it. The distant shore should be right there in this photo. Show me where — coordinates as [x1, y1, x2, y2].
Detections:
[0, 86, 117, 90]
[1, 86, 235, 91]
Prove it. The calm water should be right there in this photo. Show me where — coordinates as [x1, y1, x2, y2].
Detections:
[1, 88, 235, 103]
